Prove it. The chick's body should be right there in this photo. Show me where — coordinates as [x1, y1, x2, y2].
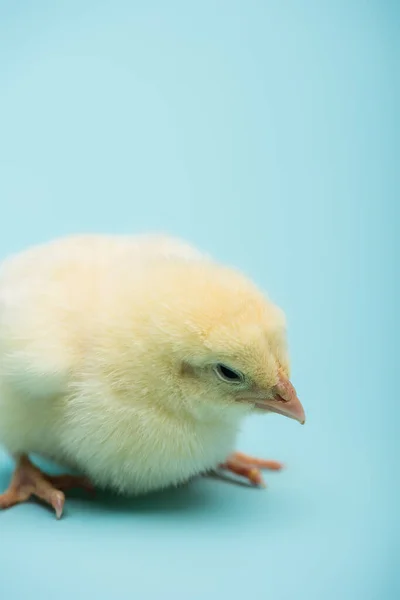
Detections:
[0, 234, 305, 514]
[0, 235, 249, 494]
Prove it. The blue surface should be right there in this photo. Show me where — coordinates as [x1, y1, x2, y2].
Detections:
[0, 2, 397, 599]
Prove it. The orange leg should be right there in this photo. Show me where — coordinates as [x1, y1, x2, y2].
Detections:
[0, 455, 94, 519]
[219, 452, 284, 487]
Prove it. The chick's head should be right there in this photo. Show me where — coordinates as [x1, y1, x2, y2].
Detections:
[146, 261, 305, 425]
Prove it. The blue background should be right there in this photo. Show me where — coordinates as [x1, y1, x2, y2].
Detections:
[0, 1, 397, 599]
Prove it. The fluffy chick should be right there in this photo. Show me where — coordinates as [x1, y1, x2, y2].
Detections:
[0, 234, 305, 518]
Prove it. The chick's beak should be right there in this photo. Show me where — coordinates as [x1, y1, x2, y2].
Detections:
[254, 372, 306, 424]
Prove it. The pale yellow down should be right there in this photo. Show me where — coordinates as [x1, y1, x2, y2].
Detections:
[0, 234, 290, 495]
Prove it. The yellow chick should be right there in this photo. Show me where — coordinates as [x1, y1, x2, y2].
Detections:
[0, 234, 305, 518]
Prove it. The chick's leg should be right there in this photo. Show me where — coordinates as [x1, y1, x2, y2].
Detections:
[0, 454, 93, 519]
[220, 452, 284, 487]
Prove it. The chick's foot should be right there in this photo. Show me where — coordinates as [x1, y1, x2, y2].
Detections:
[220, 451, 284, 487]
[0, 454, 94, 519]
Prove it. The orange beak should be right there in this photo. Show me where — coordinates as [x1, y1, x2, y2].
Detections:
[251, 371, 306, 424]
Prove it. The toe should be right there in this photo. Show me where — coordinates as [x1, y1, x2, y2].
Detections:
[0, 486, 30, 510]
[232, 452, 284, 470]
[247, 468, 266, 487]
[0, 490, 19, 510]
[47, 474, 95, 494]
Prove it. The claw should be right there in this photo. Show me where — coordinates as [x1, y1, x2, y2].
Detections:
[51, 491, 65, 519]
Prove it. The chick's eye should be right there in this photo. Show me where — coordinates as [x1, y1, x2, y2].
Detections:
[214, 363, 244, 384]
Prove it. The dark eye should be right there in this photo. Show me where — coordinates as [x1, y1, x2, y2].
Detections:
[214, 363, 244, 384]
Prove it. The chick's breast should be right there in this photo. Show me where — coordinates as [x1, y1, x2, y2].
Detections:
[0, 235, 240, 494]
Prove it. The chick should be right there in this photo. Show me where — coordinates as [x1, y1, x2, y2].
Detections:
[0, 234, 305, 518]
